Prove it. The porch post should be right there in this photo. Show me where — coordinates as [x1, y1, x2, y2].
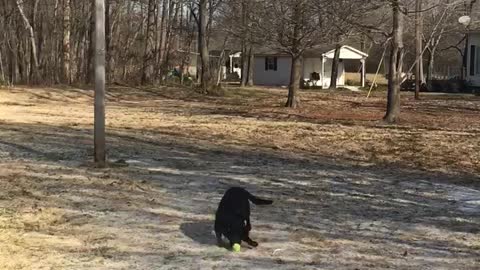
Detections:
[321, 56, 325, 89]
[230, 55, 233, 73]
[361, 58, 366, 88]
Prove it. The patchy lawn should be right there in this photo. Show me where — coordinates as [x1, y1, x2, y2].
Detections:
[0, 85, 479, 269]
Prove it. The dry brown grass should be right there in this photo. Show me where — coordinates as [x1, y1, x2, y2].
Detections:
[345, 72, 388, 85]
[0, 85, 479, 269]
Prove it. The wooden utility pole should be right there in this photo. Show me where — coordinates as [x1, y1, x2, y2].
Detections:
[94, 0, 106, 167]
[415, 0, 422, 100]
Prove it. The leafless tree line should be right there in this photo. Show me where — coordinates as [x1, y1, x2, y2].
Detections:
[0, 0, 472, 123]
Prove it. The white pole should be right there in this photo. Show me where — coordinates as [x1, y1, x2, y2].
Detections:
[361, 58, 366, 88]
[321, 56, 325, 89]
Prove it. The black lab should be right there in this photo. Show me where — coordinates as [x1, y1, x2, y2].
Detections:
[214, 187, 273, 249]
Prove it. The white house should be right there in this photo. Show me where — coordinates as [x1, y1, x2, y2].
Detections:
[253, 46, 368, 88]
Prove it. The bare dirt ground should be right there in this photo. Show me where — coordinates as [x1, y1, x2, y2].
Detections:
[0, 85, 479, 269]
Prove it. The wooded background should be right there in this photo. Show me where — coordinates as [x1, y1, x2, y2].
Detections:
[0, 0, 469, 87]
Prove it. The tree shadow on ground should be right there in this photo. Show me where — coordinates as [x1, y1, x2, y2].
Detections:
[179, 221, 217, 246]
[1, 121, 479, 269]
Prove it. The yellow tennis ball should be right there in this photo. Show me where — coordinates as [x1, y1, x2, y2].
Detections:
[232, 243, 241, 252]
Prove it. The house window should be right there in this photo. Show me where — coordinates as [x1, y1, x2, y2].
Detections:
[470, 45, 476, 76]
[265, 57, 277, 71]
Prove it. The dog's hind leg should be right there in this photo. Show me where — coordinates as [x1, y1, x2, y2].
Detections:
[242, 227, 258, 247]
[243, 235, 258, 247]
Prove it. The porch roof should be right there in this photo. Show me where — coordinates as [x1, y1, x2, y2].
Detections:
[253, 45, 368, 59]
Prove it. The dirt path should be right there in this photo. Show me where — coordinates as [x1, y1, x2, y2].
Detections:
[0, 86, 479, 269]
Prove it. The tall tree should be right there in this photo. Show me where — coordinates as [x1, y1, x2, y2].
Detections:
[415, 0, 423, 99]
[199, 0, 213, 91]
[63, 0, 71, 84]
[285, 0, 304, 108]
[94, 0, 106, 167]
[15, 0, 40, 84]
[329, 42, 341, 90]
[105, 0, 111, 82]
[247, 45, 254, 86]
[255, 0, 330, 108]
[0, 46, 5, 84]
[240, 0, 248, 87]
[142, 0, 156, 84]
[384, 0, 404, 123]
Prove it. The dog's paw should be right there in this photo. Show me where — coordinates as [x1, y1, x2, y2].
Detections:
[248, 240, 258, 247]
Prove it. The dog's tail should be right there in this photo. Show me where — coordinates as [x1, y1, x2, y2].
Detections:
[248, 192, 273, 205]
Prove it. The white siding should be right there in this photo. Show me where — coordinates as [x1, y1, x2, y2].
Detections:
[254, 56, 345, 88]
[253, 56, 292, 86]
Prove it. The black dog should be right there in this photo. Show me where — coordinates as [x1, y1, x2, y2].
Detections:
[214, 187, 273, 249]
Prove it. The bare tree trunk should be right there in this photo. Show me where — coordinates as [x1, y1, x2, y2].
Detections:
[329, 42, 341, 90]
[247, 45, 254, 86]
[157, 0, 169, 81]
[426, 30, 443, 90]
[286, 56, 301, 108]
[94, 0, 106, 167]
[15, 0, 40, 84]
[285, 1, 302, 108]
[105, 0, 111, 83]
[17, 40, 27, 83]
[427, 48, 435, 90]
[196, 33, 201, 83]
[31, 0, 40, 82]
[10, 46, 18, 84]
[52, 0, 60, 83]
[7, 38, 19, 84]
[240, 43, 248, 87]
[462, 34, 468, 80]
[62, 0, 71, 84]
[87, 0, 95, 84]
[384, 0, 404, 123]
[240, 0, 248, 87]
[141, 0, 156, 84]
[199, 0, 212, 91]
[160, 0, 179, 83]
[414, 0, 422, 100]
[0, 48, 5, 83]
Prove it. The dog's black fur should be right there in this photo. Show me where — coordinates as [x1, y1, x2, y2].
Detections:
[214, 187, 273, 249]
